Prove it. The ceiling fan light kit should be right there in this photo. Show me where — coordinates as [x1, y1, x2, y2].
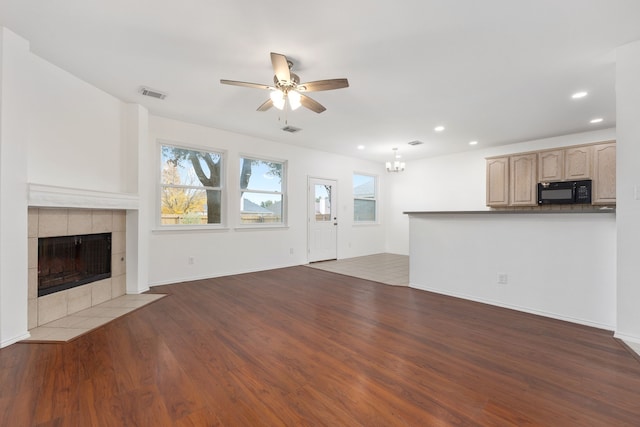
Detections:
[269, 88, 301, 111]
[221, 52, 349, 114]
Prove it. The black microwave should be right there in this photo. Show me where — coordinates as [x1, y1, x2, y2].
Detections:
[537, 180, 592, 205]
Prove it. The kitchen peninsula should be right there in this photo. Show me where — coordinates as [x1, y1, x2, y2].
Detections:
[404, 209, 616, 330]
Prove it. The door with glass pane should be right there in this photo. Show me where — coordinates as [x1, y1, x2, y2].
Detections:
[308, 178, 337, 262]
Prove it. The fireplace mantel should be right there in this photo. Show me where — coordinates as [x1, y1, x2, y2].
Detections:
[28, 183, 139, 210]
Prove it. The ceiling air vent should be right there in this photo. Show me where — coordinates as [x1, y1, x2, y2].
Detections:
[408, 140, 424, 146]
[282, 125, 302, 133]
[139, 86, 167, 100]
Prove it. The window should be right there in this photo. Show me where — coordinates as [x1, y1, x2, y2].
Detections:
[353, 173, 377, 222]
[239, 157, 285, 225]
[160, 143, 224, 225]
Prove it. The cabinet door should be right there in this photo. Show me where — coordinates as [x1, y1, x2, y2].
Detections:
[538, 150, 564, 182]
[565, 146, 592, 180]
[592, 142, 616, 205]
[509, 154, 537, 206]
[486, 157, 509, 207]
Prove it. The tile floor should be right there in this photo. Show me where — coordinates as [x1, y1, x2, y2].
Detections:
[306, 253, 409, 286]
[22, 293, 166, 343]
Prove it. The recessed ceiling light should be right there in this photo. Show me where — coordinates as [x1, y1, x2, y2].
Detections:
[434, 126, 445, 132]
[590, 118, 603, 124]
[571, 91, 588, 99]
[357, 145, 365, 150]
[469, 141, 478, 145]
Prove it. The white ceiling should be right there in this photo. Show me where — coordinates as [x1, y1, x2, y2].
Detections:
[2, 0, 640, 163]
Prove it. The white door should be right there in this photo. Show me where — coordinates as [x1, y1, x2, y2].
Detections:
[308, 178, 338, 262]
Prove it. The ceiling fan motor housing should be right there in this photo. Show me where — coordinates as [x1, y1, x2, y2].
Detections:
[274, 73, 300, 89]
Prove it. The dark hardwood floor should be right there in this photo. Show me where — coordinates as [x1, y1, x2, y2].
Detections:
[1, 266, 640, 426]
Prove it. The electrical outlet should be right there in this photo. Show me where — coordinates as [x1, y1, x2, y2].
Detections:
[497, 273, 508, 284]
[188, 256, 195, 265]
[289, 248, 294, 255]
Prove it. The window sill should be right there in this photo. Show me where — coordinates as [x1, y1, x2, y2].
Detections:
[233, 224, 289, 231]
[152, 225, 230, 233]
[353, 222, 379, 226]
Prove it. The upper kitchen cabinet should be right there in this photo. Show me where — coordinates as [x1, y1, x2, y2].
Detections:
[565, 145, 592, 180]
[509, 153, 538, 206]
[486, 153, 537, 207]
[486, 140, 616, 208]
[538, 149, 564, 182]
[486, 157, 509, 207]
[592, 142, 616, 205]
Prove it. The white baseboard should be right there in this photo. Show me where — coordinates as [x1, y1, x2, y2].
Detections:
[410, 283, 615, 331]
[1, 331, 31, 349]
[614, 332, 640, 357]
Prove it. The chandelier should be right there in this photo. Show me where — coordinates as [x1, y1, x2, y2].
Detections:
[385, 148, 405, 172]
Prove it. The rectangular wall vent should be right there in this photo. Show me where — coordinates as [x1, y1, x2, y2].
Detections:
[139, 86, 167, 100]
[282, 125, 302, 133]
[408, 140, 424, 146]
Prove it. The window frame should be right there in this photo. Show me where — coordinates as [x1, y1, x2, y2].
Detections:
[157, 140, 226, 230]
[237, 155, 287, 228]
[353, 172, 378, 224]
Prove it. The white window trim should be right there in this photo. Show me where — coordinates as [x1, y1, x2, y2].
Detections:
[156, 139, 227, 230]
[353, 172, 378, 224]
[238, 155, 288, 227]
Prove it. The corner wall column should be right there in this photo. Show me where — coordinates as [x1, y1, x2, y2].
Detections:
[124, 104, 150, 294]
[0, 28, 31, 346]
[615, 39, 640, 343]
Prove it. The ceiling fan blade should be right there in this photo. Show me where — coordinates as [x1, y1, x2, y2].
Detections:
[257, 98, 273, 111]
[271, 52, 291, 83]
[220, 79, 273, 90]
[298, 78, 349, 92]
[300, 94, 326, 113]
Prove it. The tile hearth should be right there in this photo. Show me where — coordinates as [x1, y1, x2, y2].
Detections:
[22, 293, 165, 343]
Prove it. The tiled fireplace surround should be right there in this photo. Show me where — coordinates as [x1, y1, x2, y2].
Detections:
[28, 207, 127, 330]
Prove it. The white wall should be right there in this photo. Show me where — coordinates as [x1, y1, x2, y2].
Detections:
[385, 128, 617, 255]
[27, 50, 129, 193]
[0, 28, 30, 346]
[615, 40, 640, 344]
[409, 212, 616, 329]
[147, 116, 386, 286]
[125, 104, 150, 295]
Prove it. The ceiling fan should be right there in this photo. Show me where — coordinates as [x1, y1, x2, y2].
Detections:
[220, 52, 349, 113]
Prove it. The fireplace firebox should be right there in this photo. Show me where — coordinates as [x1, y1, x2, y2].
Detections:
[38, 232, 112, 297]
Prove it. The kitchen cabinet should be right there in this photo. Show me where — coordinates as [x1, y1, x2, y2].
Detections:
[538, 149, 564, 182]
[486, 154, 538, 207]
[565, 145, 592, 180]
[592, 142, 616, 205]
[486, 157, 509, 207]
[509, 153, 537, 206]
[486, 140, 615, 207]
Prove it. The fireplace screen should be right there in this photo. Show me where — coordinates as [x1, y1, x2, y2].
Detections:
[38, 232, 112, 297]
